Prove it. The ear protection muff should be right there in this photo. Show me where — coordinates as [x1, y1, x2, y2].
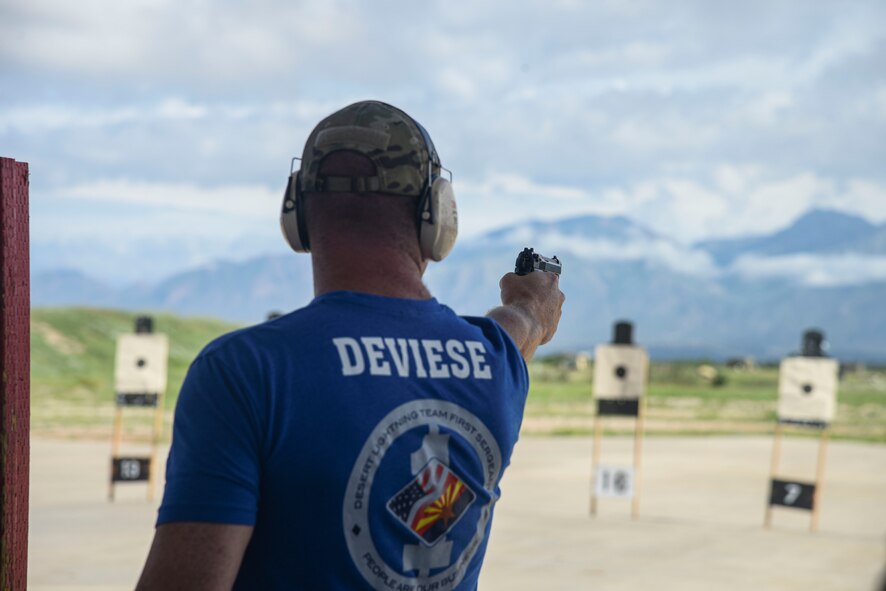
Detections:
[416, 175, 458, 262]
[280, 169, 311, 252]
[413, 120, 458, 261]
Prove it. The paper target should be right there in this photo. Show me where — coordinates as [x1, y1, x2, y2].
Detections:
[777, 357, 838, 425]
[114, 334, 169, 395]
[593, 344, 649, 400]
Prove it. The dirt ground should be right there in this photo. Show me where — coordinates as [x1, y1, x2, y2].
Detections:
[28, 435, 886, 590]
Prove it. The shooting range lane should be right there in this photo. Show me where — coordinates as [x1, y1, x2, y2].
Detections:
[481, 436, 886, 590]
[28, 436, 886, 591]
[29, 438, 165, 591]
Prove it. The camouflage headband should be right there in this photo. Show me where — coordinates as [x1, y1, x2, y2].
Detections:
[300, 100, 440, 197]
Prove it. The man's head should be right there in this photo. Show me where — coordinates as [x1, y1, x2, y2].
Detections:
[280, 101, 457, 262]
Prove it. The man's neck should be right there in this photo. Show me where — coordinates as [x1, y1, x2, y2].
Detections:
[311, 245, 432, 300]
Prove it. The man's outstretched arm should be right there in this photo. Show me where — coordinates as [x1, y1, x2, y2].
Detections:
[487, 270, 565, 361]
[135, 522, 253, 591]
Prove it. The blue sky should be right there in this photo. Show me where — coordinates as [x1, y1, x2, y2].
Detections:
[2, 0, 885, 284]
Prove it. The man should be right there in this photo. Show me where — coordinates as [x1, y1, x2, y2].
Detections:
[137, 100, 564, 590]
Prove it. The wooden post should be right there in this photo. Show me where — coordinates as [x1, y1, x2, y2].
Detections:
[810, 428, 830, 533]
[764, 422, 784, 529]
[148, 393, 165, 502]
[589, 414, 602, 515]
[109, 408, 124, 501]
[0, 157, 30, 591]
[631, 398, 645, 519]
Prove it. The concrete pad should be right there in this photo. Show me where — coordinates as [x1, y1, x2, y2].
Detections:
[480, 435, 886, 590]
[28, 436, 886, 590]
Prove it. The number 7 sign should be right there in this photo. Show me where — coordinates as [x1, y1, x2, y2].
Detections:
[769, 479, 815, 511]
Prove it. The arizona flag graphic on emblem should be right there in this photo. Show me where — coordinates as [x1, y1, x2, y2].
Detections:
[387, 458, 476, 545]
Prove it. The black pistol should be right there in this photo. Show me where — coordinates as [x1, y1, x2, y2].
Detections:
[515, 247, 562, 276]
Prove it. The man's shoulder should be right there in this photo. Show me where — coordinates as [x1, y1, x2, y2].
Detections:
[192, 300, 515, 365]
[195, 306, 318, 363]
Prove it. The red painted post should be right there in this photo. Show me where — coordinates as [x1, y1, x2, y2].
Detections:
[0, 157, 30, 591]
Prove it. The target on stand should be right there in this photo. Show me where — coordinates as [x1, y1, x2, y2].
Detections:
[590, 321, 647, 518]
[114, 333, 169, 400]
[109, 316, 168, 502]
[765, 329, 836, 532]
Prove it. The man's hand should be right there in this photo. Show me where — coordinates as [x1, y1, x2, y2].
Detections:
[487, 271, 565, 361]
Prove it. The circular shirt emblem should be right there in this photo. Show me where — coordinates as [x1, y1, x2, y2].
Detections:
[343, 399, 503, 590]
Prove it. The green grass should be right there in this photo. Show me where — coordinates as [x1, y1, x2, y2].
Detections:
[525, 361, 886, 443]
[31, 307, 238, 438]
[28, 307, 886, 443]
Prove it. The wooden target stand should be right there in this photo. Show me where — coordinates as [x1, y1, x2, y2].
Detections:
[764, 419, 829, 532]
[109, 316, 168, 501]
[763, 330, 838, 533]
[589, 321, 649, 519]
[590, 397, 646, 518]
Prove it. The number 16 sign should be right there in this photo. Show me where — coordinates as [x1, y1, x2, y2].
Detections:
[595, 465, 635, 499]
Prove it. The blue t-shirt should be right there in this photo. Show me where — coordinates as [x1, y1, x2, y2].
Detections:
[158, 291, 529, 590]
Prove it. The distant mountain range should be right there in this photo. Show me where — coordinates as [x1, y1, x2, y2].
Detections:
[696, 209, 886, 265]
[33, 209, 886, 361]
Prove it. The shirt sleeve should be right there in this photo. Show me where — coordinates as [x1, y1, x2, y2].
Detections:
[487, 316, 530, 399]
[157, 348, 266, 526]
[462, 315, 530, 397]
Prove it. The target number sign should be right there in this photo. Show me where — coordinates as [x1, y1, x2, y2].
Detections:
[112, 457, 151, 482]
[116, 393, 159, 407]
[595, 465, 635, 498]
[768, 479, 815, 510]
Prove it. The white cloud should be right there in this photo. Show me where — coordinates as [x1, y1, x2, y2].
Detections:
[457, 167, 886, 245]
[713, 164, 764, 196]
[47, 168, 886, 251]
[455, 174, 614, 238]
[0, 98, 211, 132]
[56, 179, 280, 217]
[540, 233, 718, 276]
[730, 254, 886, 287]
[549, 42, 672, 73]
[460, 173, 588, 201]
[0, 105, 137, 133]
[821, 180, 886, 222]
[465, 219, 717, 276]
[5, 0, 885, 281]
[744, 91, 795, 127]
[0, 0, 361, 81]
[877, 87, 886, 120]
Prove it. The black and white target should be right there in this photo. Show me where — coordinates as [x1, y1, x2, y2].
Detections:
[593, 344, 649, 400]
[777, 357, 838, 425]
[114, 334, 169, 396]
